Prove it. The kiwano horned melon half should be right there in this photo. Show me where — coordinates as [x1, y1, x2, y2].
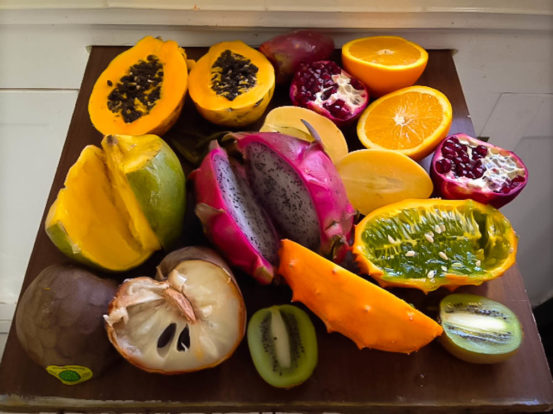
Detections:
[278, 239, 443, 354]
[45, 134, 185, 272]
[88, 36, 188, 136]
[353, 198, 518, 293]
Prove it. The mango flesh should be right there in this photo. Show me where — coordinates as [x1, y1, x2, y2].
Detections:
[45, 134, 185, 272]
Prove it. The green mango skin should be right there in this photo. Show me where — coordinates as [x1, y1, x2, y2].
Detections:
[126, 139, 186, 250]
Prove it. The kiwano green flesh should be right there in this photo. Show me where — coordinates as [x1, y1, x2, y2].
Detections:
[439, 293, 523, 364]
[353, 199, 518, 293]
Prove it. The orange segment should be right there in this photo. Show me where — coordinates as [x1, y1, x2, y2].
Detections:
[342, 36, 428, 97]
[356, 85, 452, 160]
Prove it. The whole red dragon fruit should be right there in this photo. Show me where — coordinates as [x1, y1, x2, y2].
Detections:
[431, 133, 528, 208]
[259, 30, 335, 84]
[190, 133, 355, 284]
[289, 60, 369, 126]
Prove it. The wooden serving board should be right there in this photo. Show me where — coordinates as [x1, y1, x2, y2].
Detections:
[0, 47, 552, 413]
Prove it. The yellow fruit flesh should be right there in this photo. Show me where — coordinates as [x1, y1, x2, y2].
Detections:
[46, 146, 152, 270]
[101, 135, 162, 253]
[260, 106, 349, 164]
[347, 37, 422, 67]
[336, 149, 433, 215]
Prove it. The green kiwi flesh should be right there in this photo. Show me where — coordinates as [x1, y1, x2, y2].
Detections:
[247, 304, 317, 388]
[439, 293, 522, 364]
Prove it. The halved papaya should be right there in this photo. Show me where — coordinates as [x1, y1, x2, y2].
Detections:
[88, 36, 188, 136]
[353, 198, 518, 293]
[188, 41, 275, 127]
[45, 134, 185, 272]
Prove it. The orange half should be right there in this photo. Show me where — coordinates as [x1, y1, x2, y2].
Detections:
[342, 36, 428, 97]
[356, 85, 452, 161]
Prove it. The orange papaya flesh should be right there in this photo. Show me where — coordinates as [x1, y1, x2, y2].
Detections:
[277, 239, 443, 354]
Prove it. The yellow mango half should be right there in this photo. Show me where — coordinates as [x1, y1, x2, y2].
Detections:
[46, 134, 185, 272]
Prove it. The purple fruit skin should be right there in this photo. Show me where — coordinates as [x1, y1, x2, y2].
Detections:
[259, 30, 335, 84]
[190, 143, 277, 284]
[236, 132, 355, 263]
[430, 133, 529, 208]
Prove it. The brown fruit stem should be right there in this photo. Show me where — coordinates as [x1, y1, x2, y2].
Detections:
[163, 287, 196, 323]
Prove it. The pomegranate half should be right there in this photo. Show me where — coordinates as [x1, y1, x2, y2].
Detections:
[289, 60, 369, 126]
[431, 133, 528, 208]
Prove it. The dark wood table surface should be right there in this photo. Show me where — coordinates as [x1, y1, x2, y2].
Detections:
[1, 46, 552, 413]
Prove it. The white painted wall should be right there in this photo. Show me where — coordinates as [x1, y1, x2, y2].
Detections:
[0, 4, 552, 328]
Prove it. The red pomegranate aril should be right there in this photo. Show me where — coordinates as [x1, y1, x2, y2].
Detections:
[350, 78, 365, 91]
[442, 147, 456, 158]
[448, 136, 460, 145]
[475, 145, 488, 157]
[289, 60, 369, 126]
[435, 158, 452, 173]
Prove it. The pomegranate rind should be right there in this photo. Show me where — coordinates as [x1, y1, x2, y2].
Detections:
[353, 198, 518, 293]
[236, 132, 355, 264]
[189, 143, 277, 284]
[430, 133, 528, 208]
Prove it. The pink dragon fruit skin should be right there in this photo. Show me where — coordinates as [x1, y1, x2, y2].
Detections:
[189, 142, 279, 285]
[235, 131, 355, 263]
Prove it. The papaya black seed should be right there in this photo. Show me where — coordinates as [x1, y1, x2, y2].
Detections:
[157, 323, 176, 348]
[107, 55, 164, 123]
[211, 49, 258, 101]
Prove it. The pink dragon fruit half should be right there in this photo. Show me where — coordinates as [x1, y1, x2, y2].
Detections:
[190, 132, 355, 284]
[190, 142, 279, 285]
[235, 131, 355, 263]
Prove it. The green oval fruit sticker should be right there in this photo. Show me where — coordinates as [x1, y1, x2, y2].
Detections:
[46, 365, 93, 385]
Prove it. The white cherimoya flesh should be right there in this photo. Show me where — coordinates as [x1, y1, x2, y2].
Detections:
[104, 260, 246, 374]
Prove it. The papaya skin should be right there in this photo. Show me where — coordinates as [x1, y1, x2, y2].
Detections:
[278, 239, 443, 354]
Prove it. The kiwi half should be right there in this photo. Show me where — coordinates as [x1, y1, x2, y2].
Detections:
[247, 304, 317, 388]
[439, 293, 523, 364]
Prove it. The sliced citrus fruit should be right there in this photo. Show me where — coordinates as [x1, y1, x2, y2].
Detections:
[342, 36, 428, 97]
[353, 198, 518, 293]
[260, 106, 348, 164]
[356, 85, 452, 161]
[336, 149, 433, 215]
